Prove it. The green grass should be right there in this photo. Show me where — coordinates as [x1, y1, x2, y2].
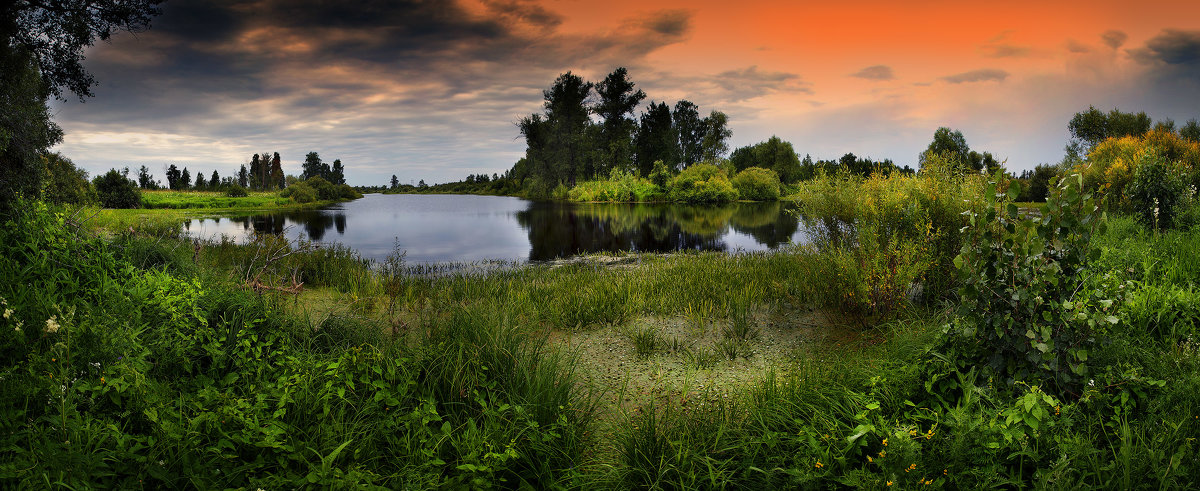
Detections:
[4, 193, 1200, 488]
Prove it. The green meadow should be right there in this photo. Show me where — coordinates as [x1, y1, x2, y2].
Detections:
[4, 161, 1199, 488]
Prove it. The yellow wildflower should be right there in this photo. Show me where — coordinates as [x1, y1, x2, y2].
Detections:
[882, 438, 888, 446]
[814, 461, 823, 469]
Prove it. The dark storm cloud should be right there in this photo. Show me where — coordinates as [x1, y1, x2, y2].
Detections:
[57, 0, 697, 183]
[1130, 29, 1200, 66]
[850, 65, 895, 81]
[1101, 29, 1128, 49]
[941, 69, 1009, 84]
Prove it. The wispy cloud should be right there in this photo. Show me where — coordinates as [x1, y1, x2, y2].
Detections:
[850, 65, 895, 81]
[941, 69, 1009, 84]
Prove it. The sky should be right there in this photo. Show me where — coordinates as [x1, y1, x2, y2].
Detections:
[49, 0, 1200, 186]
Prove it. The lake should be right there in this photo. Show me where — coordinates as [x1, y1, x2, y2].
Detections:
[181, 194, 810, 263]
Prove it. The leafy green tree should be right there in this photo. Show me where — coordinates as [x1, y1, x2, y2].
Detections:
[700, 111, 732, 162]
[1, 0, 163, 208]
[729, 136, 802, 183]
[164, 164, 180, 189]
[180, 167, 190, 189]
[331, 159, 345, 185]
[238, 164, 248, 188]
[193, 170, 206, 189]
[634, 101, 675, 177]
[673, 100, 703, 167]
[302, 152, 323, 180]
[1067, 106, 1152, 154]
[921, 127, 970, 167]
[249, 153, 262, 189]
[270, 152, 284, 189]
[42, 152, 95, 205]
[390, 175, 399, 189]
[593, 67, 645, 176]
[1181, 119, 1200, 143]
[93, 168, 141, 208]
[210, 170, 219, 189]
[136, 165, 157, 189]
[544, 72, 593, 186]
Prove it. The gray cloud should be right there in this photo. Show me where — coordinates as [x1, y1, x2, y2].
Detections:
[1130, 29, 1200, 66]
[1101, 29, 1128, 49]
[850, 65, 895, 80]
[981, 44, 1032, 58]
[941, 69, 1009, 84]
[55, 0, 697, 184]
[1066, 39, 1091, 53]
[713, 65, 811, 101]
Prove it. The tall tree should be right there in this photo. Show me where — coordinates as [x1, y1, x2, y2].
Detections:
[210, 170, 219, 188]
[543, 72, 593, 186]
[1180, 119, 1200, 143]
[634, 101, 676, 176]
[137, 165, 156, 189]
[700, 111, 732, 162]
[164, 164, 180, 190]
[921, 127, 971, 167]
[269, 152, 284, 189]
[302, 152, 323, 180]
[193, 170, 206, 189]
[673, 100, 704, 168]
[593, 67, 645, 176]
[390, 175, 399, 189]
[330, 159, 345, 185]
[238, 164, 248, 188]
[248, 154, 262, 190]
[180, 167, 191, 190]
[729, 136, 802, 183]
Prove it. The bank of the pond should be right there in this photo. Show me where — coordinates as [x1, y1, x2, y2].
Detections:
[83, 190, 360, 235]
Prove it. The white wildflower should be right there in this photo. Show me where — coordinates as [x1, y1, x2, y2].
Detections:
[3, 308, 11, 320]
[44, 315, 60, 334]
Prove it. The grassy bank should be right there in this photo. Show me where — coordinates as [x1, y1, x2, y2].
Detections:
[80, 189, 357, 235]
[3, 166, 1199, 487]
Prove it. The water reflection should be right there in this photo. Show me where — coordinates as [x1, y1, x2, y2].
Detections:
[181, 194, 807, 263]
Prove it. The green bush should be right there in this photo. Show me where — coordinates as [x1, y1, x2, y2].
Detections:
[649, 160, 672, 188]
[731, 167, 781, 201]
[1126, 154, 1193, 231]
[568, 169, 662, 202]
[954, 174, 1115, 392]
[282, 183, 317, 203]
[92, 169, 142, 208]
[42, 153, 96, 205]
[668, 163, 739, 203]
[225, 184, 248, 197]
[336, 183, 363, 199]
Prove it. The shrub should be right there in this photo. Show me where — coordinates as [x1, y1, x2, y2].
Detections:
[954, 174, 1117, 393]
[225, 184, 248, 197]
[731, 167, 781, 201]
[649, 160, 672, 188]
[42, 153, 96, 205]
[92, 169, 142, 208]
[336, 183, 363, 199]
[282, 183, 317, 203]
[1080, 130, 1200, 208]
[668, 163, 738, 203]
[1126, 154, 1193, 231]
[568, 169, 662, 202]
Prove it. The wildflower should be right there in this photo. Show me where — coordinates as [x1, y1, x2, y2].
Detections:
[906, 463, 917, 472]
[882, 438, 888, 446]
[887, 481, 893, 486]
[45, 315, 60, 334]
[814, 461, 823, 469]
[878, 450, 886, 458]
[13, 325, 20, 333]
[3, 308, 12, 319]
[867, 456, 873, 463]
[100, 377, 105, 384]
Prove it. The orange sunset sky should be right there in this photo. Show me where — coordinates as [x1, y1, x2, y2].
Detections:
[52, 0, 1200, 184]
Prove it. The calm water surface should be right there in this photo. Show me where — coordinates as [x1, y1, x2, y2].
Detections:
[181, 194, 809, 263]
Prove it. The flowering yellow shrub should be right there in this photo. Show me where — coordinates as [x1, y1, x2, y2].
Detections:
[1081, 130, 1200, 208]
